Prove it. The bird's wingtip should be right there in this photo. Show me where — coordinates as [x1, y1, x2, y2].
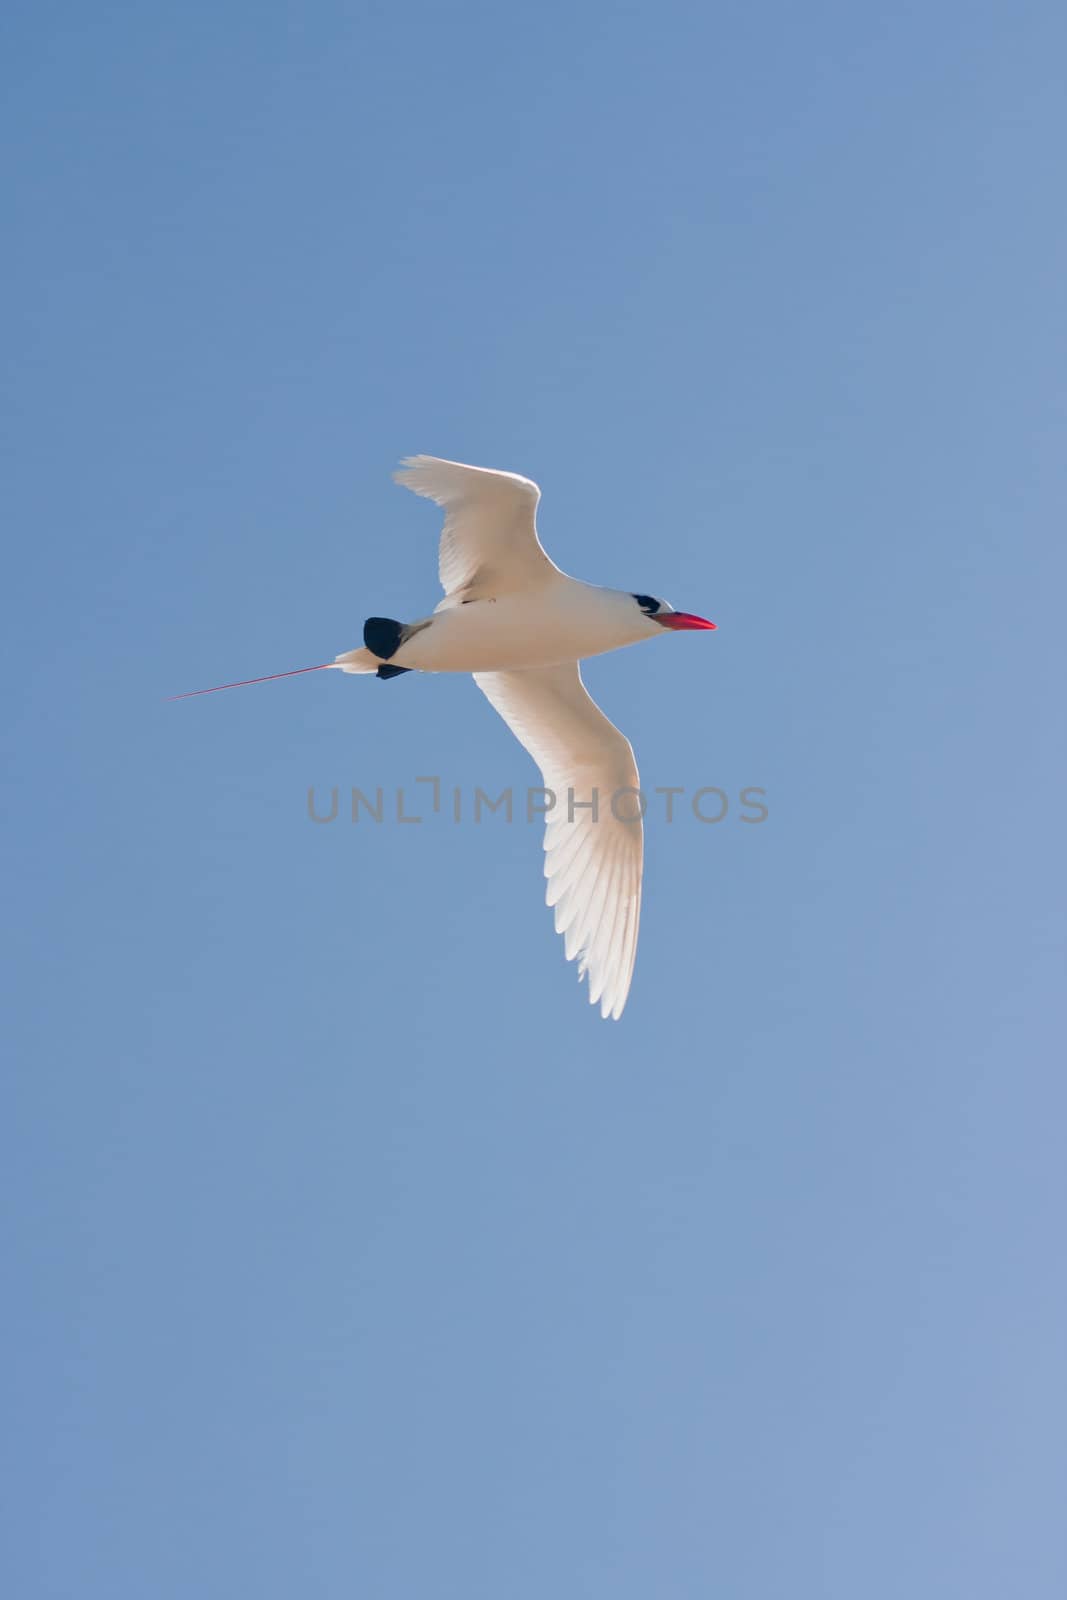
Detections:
[393, 455, 434, 492]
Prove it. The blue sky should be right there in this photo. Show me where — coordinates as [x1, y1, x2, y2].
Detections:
[4, 2, 1065, 1594]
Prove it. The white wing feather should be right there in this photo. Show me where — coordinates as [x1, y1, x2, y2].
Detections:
[474, 663, 643, 1020]
[393, 455, 561, 605]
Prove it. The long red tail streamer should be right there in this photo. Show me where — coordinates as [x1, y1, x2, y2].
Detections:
[166, 664, 332, 701]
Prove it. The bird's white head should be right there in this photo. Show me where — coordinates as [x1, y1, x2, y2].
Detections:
[631, 593, 717, 632]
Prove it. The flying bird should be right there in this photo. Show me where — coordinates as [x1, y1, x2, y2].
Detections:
[173, 457, 716, 1018]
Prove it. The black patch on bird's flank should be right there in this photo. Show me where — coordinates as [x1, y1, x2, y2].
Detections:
[364, 616, 405, 659]
[376, 663, 411, 680]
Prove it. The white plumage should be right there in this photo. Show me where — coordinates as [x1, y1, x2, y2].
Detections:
[474, 663, 643, 1021]
[393, 455, 559, 604]
[176, 456, 716, 1019]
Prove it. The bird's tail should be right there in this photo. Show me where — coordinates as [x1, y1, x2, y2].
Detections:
[332, 646, 378, 674]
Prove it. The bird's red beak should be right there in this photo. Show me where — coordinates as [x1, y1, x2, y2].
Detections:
[654, 612, 717, 631]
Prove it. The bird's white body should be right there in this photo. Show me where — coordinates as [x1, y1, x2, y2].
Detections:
[179, 455, 716, 1019]
[386, 581, 662, 674]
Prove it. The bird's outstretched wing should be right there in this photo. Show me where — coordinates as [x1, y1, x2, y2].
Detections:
[474, 663, 643, 1020]
[394, 455, 561, 606]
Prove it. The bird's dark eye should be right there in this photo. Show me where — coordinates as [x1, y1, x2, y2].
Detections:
[632, 593, 660, 615]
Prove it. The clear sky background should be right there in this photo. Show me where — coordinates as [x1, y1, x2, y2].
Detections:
[4, 2, 1065, 1595]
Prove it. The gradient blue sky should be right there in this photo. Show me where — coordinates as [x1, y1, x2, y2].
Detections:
[4, 3, 1065, 1595]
